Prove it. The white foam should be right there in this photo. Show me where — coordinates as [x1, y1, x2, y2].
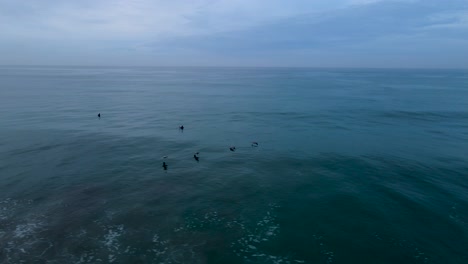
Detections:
[152, 234, 160, 243]
[14, 223, 41, 238]
[173, 226, 184, 232]
[230, 203, 308, 264]
[150, 233, 170, 258]
[1, 199, 309, 263]
[102, 224, 124, 263]
[103, 225, 124, 250]
[75, 252, 97, 264]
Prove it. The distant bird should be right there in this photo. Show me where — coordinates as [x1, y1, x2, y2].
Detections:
[98, 113, 101, 118]
[251, 142, 259, 147]
[162, 162, 168, 170]
[179, 125, 184, 130]
[162, 156, 168, 159]
[193, 154, 199, 162]
[230, 146, 236, 152]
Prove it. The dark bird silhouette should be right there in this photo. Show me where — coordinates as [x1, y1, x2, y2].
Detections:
[98, 113, 101, 118]
[193, 154, 199, 162]
[230, 146, 236, 152]
[179, 125, 184, 130]
[251, 142, 259, 147]
[162, 162, 168, 170]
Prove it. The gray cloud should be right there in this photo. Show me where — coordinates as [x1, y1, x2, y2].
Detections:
[1, 0, 467, 67]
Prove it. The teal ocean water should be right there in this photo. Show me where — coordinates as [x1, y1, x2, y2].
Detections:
[0, 66, 467, 263]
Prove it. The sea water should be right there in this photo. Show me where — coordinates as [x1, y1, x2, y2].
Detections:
[0, 66, 467, 263]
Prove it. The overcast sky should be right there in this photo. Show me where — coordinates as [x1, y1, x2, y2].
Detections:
[1, 0, 467, 68]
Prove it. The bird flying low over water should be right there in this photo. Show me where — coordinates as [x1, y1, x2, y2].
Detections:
[251, 142, 259, 147]
[230, 146, 236, 152]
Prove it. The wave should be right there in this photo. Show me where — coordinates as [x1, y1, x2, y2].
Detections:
[378, 110, 468, 122]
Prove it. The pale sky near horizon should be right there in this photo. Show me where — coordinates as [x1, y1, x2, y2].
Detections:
[1, 0, 468, 68]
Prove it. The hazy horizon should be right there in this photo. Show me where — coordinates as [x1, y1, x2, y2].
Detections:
[2, 65, 468, 70]
[1, 0, 468, 68]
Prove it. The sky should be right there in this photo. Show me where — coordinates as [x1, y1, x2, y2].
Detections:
[1, 0, 468, 68]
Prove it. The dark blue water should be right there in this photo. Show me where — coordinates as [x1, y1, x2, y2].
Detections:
[0, 66, 467, 263]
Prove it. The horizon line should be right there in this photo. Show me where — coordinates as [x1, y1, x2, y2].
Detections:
[1, 64, 467, 71]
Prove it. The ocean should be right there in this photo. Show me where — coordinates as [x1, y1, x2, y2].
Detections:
[0, 66, 467, 263]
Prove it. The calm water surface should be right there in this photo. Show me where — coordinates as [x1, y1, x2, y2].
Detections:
[0, 66, 467, 263]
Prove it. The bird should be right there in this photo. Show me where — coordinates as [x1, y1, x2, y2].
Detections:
[179, 125, 184, 130]
[98, 113, 101, 118]
[251, 142, 259, 147]
[162, 162, 168, 170]
[230, 146, 236, 152]
[193, 154, 199, 162]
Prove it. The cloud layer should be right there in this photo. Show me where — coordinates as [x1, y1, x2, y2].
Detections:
[1, 0, 467, 67]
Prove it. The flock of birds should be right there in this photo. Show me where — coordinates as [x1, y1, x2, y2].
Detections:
[98, 113, 259, 171]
